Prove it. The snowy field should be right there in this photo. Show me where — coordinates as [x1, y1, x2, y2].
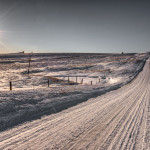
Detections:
[0, 53, 149, 132]
[0, 53, 150, 150]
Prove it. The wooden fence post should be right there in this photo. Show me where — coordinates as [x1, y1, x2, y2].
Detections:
[10, 81, 12, 91]
[48, 79, 50, 87]
[68, 76, 69, 83]
[29, 56, 31, 68]
[81, 78, 83, 84]
[91, 81, 92, 85]
[76, 76, 77, 83]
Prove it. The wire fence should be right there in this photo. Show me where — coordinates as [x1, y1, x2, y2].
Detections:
[0, 75, 103, 91]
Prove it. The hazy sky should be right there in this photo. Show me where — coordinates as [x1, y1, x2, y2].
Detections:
[0, 0, 150, 53]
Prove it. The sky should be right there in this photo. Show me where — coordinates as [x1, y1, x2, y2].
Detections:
[0, 0, 150, 53]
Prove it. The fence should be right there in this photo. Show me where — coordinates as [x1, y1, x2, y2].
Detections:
[0, 75, 103, 91]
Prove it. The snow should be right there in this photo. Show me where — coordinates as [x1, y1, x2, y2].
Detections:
[0, 56, 149, 150]
[0, 53, 149, 132]
[0, 53, 147, 91]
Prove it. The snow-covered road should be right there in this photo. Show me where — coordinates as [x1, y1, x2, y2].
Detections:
[0, 59, 150, 150]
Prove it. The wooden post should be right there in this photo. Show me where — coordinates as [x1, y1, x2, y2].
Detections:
[48, 79, 50, 87]
[81, 78, 83, 84]
[91, 81, 92, 85]
[10, 81, 12, 91]
[28, 69, 29, 75]
[68, 76, 69, 83]
[76, 76, 77, 83]
[99, 76, 100, 83]
[29, 56, 31, 68]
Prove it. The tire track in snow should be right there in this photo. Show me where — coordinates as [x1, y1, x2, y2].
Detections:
[67, 63, 149, 149]
[0, 59, 150, 150]
[107, 71, 149, 150]
[70, 84, 146, 150]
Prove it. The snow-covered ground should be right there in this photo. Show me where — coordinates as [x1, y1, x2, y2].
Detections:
[0, 53, 148, 90]
[0, 55, 150, 150]
[0, 53, 149, 132]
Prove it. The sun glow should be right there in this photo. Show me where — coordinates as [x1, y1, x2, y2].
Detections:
[0, 41, 10, 51]
[0, 30, 10, 52]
